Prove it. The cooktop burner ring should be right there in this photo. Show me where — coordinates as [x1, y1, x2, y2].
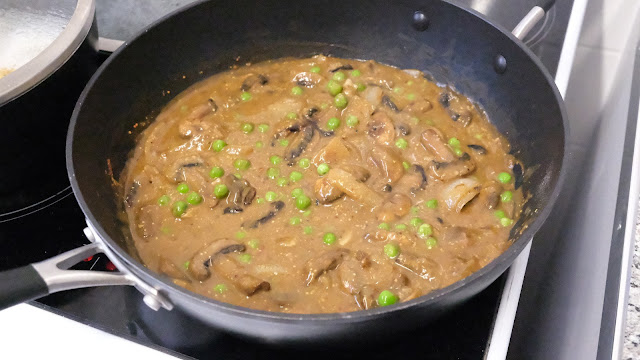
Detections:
[0, 186, 73, 223]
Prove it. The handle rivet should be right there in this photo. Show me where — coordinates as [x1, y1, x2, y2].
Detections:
[143, 294, 162, 311]
[412, 11, 430, 31]
[494, 54, 507, 74]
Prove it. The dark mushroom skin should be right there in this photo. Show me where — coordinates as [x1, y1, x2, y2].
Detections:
[122, 56, 524, 313]
[188, 239, 246, 281]
[244, 201, 285, 228]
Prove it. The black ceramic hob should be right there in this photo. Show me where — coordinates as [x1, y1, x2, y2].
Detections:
[0, 1, 575, 358]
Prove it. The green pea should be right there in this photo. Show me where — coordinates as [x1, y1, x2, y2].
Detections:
[356, 83, 366, 91]
[255, 141, 264, 149]
[256, 198, 265, 204]
[494, 210, 507, 219]
[303, 226, 313, 235]
[291, 188, 304, 198]
[406, 93, 416, 101]
[290, 217, 301, 226]
[317, 163, 330, 175]
[332, 71, 346, 82]
[157, 195, 170, 206]
[498, 172, 512, 184]
[378, 223, 390, 230]
[234, 159, 251, 171]
[295, 194, 312, 210]
[327, 80, 343, 96]
[410, 206, 420, 214]
[393, 87, 403, 94]
[501, 191, 513, 202]
[383, 243, 400, 258]
[327, 117, 341, 130]
[265, 191, 278, 202]
[177, 183, 189, 194]
[276, 177, 289, 187]
[351, 69, 361, 77]
[453, 148, 464, 157]
[500, 217, 514, 227]
[395, 138, 408, 149]
[160, 225, 171, 234]
[323, 232, 337, 245]
[213, 184, 229, 198]
[239, 123, 253, 134]
[346, 115, 359, 127]
[378, 290, 398, 307]
[395, 224, 407, 231]
[298, 158, 311, 169]
[425, 237, 438, 249]
[407, 80, 414, 85]
[186, 192, 203, 205]
[279, 139, 289, 147]
[417, 224, 433, 238]
[209, 166, 224, 179]
[402, 161, 410, 170]
[172, 201, 188, 217]
[183, 261, 190, 270]
[303, 210, 312, 217]
[235, 231, 247, 239]
[258, 124, 270, 133]
[240, 92, 252, 101]
[214, 284, 227, 294]
[238, 253, 252, 264]
[248, 239, 259, 249]
[270, 155, 282, 165]
[310, 66, 321, 73]
[211, 139, 227, 152]
[426, 199, 438, 209]
[286, 112, 297, 120]
[334, 93, 348, 109]
[448, 137, 461, 147]
[266, 167, 280, 179]
[410, 217, 424, 227]
[291, 86, 303, 96]
[289, 171, 303, 183]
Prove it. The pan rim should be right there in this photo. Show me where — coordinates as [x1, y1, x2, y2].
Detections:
[66, 0, 569, 323]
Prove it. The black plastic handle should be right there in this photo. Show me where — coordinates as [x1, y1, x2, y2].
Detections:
[0, 265, 49, 310]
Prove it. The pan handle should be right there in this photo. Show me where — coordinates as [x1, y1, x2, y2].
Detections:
[0, 243, 132, 311]
[512, 1, 556, 40]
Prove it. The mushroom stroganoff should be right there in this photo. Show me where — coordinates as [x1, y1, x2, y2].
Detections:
[121, 56, 524, 314]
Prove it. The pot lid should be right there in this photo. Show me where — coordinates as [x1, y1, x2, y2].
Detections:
[0, 0, 95, 104]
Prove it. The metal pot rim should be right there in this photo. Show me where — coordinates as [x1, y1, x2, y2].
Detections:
[0, 0, 95, 105]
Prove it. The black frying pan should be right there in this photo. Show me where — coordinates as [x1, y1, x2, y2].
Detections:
[0, 0, 566, 343]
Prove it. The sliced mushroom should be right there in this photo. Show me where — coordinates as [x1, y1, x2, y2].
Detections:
[244, 201, 285, 228]
[133, 204, 164, 240]
[324, 168, 383, 207]
[381, 95, 400, 112]
[368, 112, 396, 146]
[293, 72, 322, 87]
[513, 163, 524, 190]
[171, 156, 205, 183]
[330, 64, 354, 72]
[240, 74, 269, 92]
[420, 127, 456, 162]
[370, 145, 404, 183]
[124, 181, 139, 208]
[467, 144, 487, 155]
[409, 164, 428, 192]
[376, 193, 412, 222]
[188, 239, 246, 281]
[272, 118, 302, 142]
[442, 177, 481, 213]
[225, 175, 257, 210]
[312, 138, 360, 165]
[396, 123, 411, 136]
[304, 249, 349, 285]
[283, 124, 315, 162]
[477, 181, 502, 209]
[429, 153, 476, 181]
[314, 165, 371, 204]
[440, 226, 470, 246]
[395, 253, 439, 280]
[404, 99, 433, 114]
[213, 256, 271, 296]
[177, 106, 218, 139]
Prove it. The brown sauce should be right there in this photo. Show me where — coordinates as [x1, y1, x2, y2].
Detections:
[121, 56, 523, 314]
